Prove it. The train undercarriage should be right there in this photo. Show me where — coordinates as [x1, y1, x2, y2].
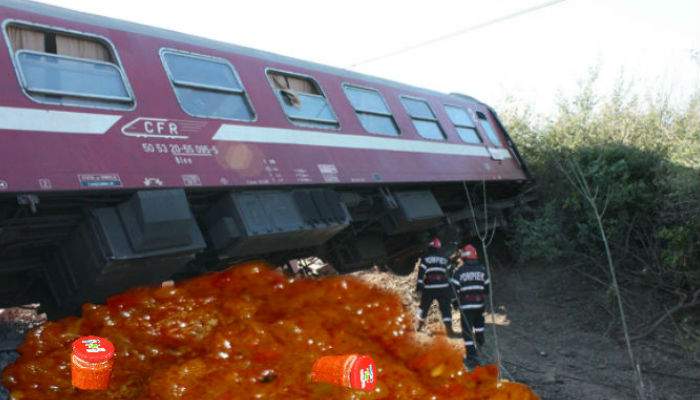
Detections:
[0, 181, 529, 318]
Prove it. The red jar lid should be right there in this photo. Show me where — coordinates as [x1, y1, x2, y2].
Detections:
[72, 336, 115, 364]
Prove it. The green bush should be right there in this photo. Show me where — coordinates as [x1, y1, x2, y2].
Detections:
[503, 74, 700, 289]
[511, 201, 567, 263]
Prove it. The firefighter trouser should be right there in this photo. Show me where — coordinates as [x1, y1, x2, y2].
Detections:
[461, 308, 485, 357]
[417, 287, 453, 328]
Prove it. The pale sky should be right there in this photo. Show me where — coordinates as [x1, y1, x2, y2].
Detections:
[36, 0, 700, 113]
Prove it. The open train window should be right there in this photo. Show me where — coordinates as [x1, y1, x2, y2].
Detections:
[445, 105, 482, 144]
[267, 70, 338, 129]
[160, 50, 255, 121]
[5, 23, 134, 110]
[343, 85, 399, 136]
[476, 111, 502, 147]
[400, 96, 445, 140]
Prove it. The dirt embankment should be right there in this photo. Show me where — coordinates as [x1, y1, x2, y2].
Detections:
[354, 261, 700, 400]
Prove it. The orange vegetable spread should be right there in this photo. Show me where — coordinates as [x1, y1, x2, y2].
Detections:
[2, 262, 538, 399]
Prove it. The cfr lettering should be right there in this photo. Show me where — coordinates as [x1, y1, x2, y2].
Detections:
[144, 121, 179, 135]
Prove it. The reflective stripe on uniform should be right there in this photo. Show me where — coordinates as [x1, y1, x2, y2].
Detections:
[459, 285, 484, 291]
[425, 267, 447, 273]
[460, 303, 484, 309]
[424, 283, 450, 289]
[474, 327, 485, 332]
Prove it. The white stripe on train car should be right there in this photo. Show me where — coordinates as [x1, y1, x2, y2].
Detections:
[213, 124, 511, 158]
[0, 107, 121, 134]
[488, 148, 511, 159]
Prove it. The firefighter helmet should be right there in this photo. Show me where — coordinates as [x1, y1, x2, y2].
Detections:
[428, 237, 442, 249]
[460, 244, 478, 260]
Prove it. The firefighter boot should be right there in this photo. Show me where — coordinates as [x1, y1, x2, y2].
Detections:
[446, 324, 460, 338]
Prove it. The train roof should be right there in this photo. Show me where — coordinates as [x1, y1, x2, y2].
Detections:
[0, 0, 481, 102]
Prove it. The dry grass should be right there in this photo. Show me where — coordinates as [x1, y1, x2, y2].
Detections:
[351, 265, 465, 349]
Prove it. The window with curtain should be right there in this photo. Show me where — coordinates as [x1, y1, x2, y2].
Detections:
[476, 112, 502, 147]
[162, 51, 255, 121]
[7, 25, 113, 62]
[343, 85, 399, 136]
[6, 24, 133, 109]
[400, 97, 445, 140]
[267, 70, 338, 129]
[445, 105, 482, 144]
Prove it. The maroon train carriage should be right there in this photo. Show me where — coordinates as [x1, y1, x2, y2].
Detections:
[0, 0, 530, 317]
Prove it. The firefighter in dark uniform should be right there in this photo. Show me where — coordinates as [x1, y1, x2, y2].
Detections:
[450, 244, 490, 368]
[416, 237, 457, 336]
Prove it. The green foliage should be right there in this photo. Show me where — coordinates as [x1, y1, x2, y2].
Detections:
[511, 201, 567, 263]
[503, 73, 700, 288]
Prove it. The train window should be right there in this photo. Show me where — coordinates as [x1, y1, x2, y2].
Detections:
[17, 53, 130, 101]
[343, 85, 399, 136]
[476, 111, 502, 147]
[400, 97, 445, 140]
[267, 70, 339, 129]
[7, 25, 112, 61]
[161, 50, 255, 121]
[445, 105, 482, 144]
[5, 23, 133, 109]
